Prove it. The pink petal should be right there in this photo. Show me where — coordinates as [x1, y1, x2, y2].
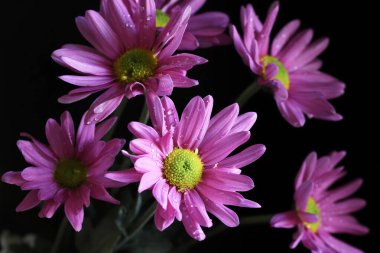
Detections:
[80, 11, 123, 59]
[105, 169, 142, 184]
[146, 92, 165, 134]
[16, 190, 40, 212]
[137, 0, 156, 49]
[64, 194, 84, 232]
[218, 144, 266, 169]
[138, 172, 162, 193]
[155, 6, 192, 60]
[295, 181, 313, 211]
[16, 140, 56, 169]
[278, 29, 314, 66]
[200, 103, 239, 149]
[178, 31, 200, 50]
[129, 138, 164, 158]
[86, 85, 125, 124]
[271, 211, 300, 228]
[271, 19, 301, 56]
[203, 170, 254, 192]
[174, 96, 206, 149]
[94, 117, 118, 141]
[60, 111, 75, 145]
[153, 178, 169, 209]
[45, 119, 74, 159]
[180, 204, 206, 241]
[128, 122, 160, 141]
[2, 171, 26, 186]
[257, 2, 279, 56]
[201, 131, 250, 167]
[276, 99, 305, 128]
[90, 184, 119, 204]
[184, 190, 212, 227]
[159, 53, 207, 71]
[188, 12, 229, 36]
[107, 0, 137, 48]
[134, 157, 163, 173]
[204, 199, 239, 227]
[161, 96, 179, 135]
[59, 75, 114, 87]
[39, 200, 61, 218]
[197, 184, 260, 208]
[319, 231, 364, 253]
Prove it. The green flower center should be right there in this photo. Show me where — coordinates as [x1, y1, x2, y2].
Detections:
[261, 56, 290, 90]
[156, 9, 170, 28]
[163, 148, 203, 191]
[54, 159, 87, 189]
[114, 48, 157, 84]
[303, 197, 322, 233]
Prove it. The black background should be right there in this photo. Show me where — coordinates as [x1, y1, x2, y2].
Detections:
[0, 0, 376, 252]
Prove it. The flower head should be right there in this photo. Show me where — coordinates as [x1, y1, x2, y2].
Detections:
[1, 111, 131, 231]
[107, 93, 265, 240]
[230, 2, 345, 127]
[154, 0, 231, 50]
[52, 0, 207, 124]
[271, 151, 368, 252]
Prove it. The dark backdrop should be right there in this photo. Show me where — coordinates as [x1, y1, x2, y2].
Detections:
[0, 0, 376, 252]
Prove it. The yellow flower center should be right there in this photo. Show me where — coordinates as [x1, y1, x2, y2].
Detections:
[261, 56, 290, 90]
[156, 9, 170, 28]
[303, 197, 322, 233]
[114, 48, 157, 84]
[54, 159, 87, 189]
[163, 148, 203, 191]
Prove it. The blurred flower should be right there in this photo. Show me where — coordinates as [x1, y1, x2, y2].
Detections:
[1, 230, 36, 253]
[52, 0, 207, 124]
[1, 112, 130, 231]
[106, 93, 265, 240]
[230, 2, 345, 127]
[154, 0, 230, 50]
[271, 151, 368, 252]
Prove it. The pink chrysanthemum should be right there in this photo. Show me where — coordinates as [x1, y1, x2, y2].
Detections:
[52, 0, 207, 124]
[153, 0, 230, 50]
[106, 93, 265, 240]
[1, 111, 130, 231]
[230, 2, 345, 127]
[271, 151, 368, 253]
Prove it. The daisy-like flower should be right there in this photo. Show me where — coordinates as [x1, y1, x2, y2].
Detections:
[152, 0, 230, 50]
[1, 111, 131, 231]
[52, 0, 207, 124]
[271, 151, 368, 252]
[106, 93, 265, 240]
[230, 2, 345, 127]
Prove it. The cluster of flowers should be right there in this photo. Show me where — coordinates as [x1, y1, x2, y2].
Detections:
[2, 0, 367, 252]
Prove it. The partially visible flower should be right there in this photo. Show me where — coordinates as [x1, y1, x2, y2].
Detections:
[271, 151, 368, 252]
[230, 2, 345, 127]
[107, 93, 265, 240]
[52, 0, 207, 124]
[1, 111, 132, 231]
[153, 0, 230, 50]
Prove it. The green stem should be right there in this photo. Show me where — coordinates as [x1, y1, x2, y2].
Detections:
[103, 99, 128, 141]
[138, 101, 150, 124]
[236, 81, 261, 108]
[51, 217, 68, 253]
[115, 202, 157, 251]
[172, 214, 273, 253]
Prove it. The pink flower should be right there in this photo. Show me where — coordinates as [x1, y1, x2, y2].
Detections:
[271, 151, 368, 253]
[107, 93, 265, 240]
[230, 2, 345, 127]
[154, 0, 230, 50]
[1, 111, 133, 231]
[52, 0, 207, 124]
